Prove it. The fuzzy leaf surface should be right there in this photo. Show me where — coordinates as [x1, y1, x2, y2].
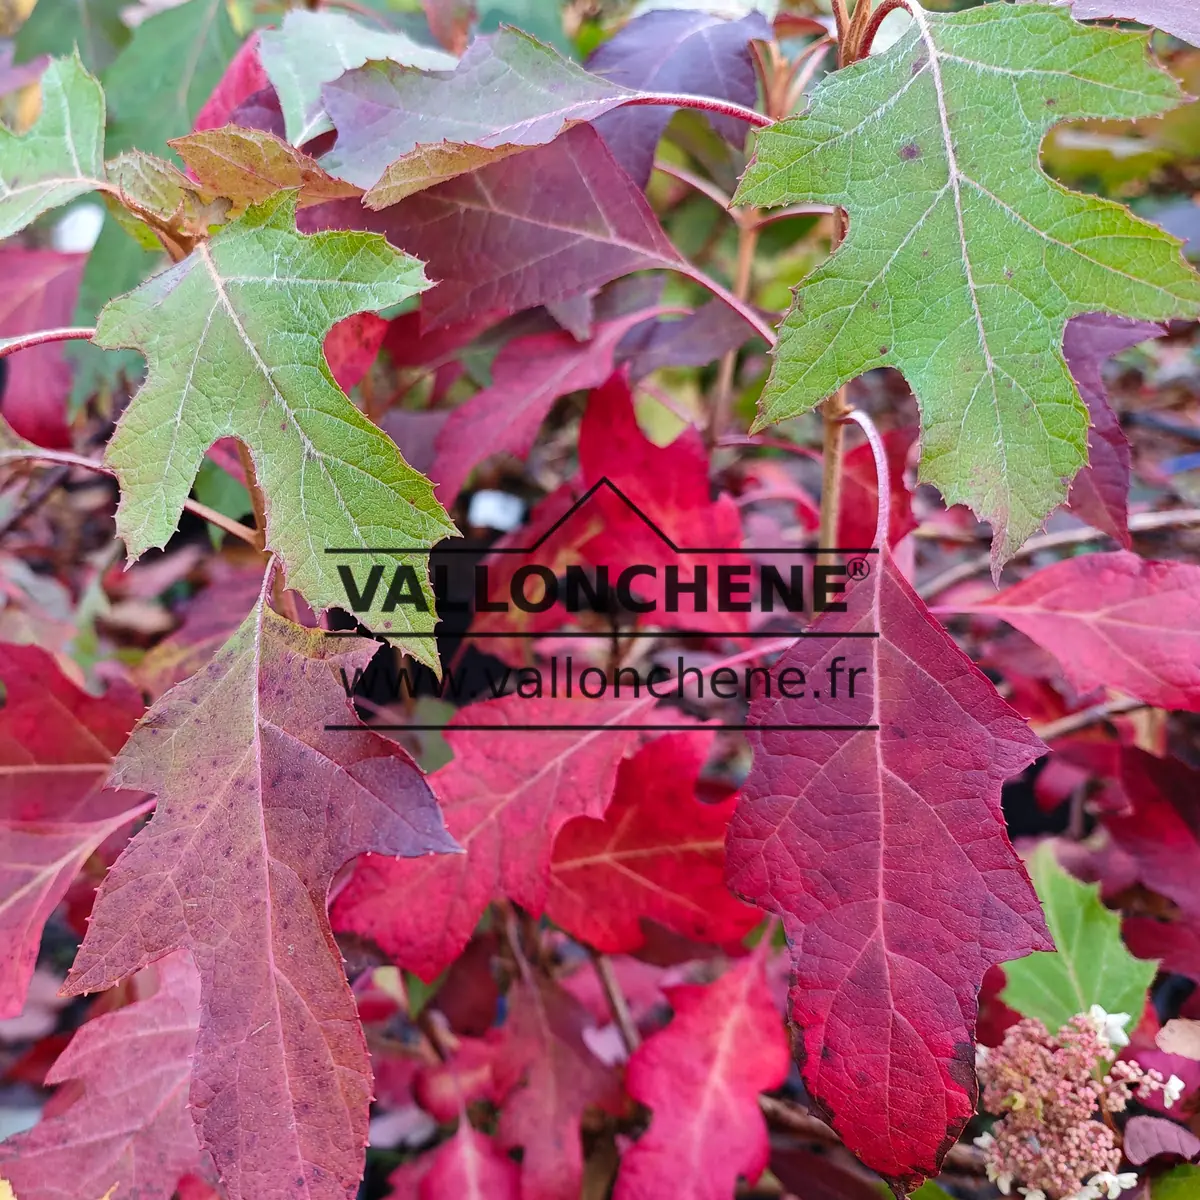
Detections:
[945, 552, 1200, 712]
[331, 695, 648, 981]
[171, 125, 363, 213]
[323, 28, 637, 203]
[0, 953, 207, 1200]
[101, 0, 240, 157]
[0, 643, 149, 1019]
[1002, 843, 1157, 1031]
[615, 956, 789, 1200]
[734, 3, 1200, 567]
[62, 600, 456, 1200]
[306, 124, 680, 331]
[259, 10, 455, 147]
[546, 730, 760, 953]
[0, 53, 105, 238]
[98, 192, 456, 661]
[725, 540, 1050, 1187]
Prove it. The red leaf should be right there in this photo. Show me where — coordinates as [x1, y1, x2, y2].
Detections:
[429, 306, 665, 504]
[1125, 917, 1200, 982]
[192, 33, 268, 133]
[1063, 314, 1162, 547]
[493, 977, 622, 1200]
[332, 695, 650, 980]
[133, 559, 265, 698]
[943, 552, 1200, 712]
[615, 954, 788, 1200]
[0, 248, 85, 448]
[587, 10, 769, 186]
[725, 419, 1050, 1188]
[303, 125, 680, 331]
[0, 952, 209, 1200]
[414, 1038, 499, 1123]
[837, 426, 917, 551]
[1123, 1114, 1200, 1164]
[388, 1126, 519, 1200]
[325, 311, 389, 393]
[576, 374, 748, 635]
[546, 730, 760, 953]
[62, 599, 456, 1200]
[1099, 749, 1200, 918]
[0, 643, 150, 1019]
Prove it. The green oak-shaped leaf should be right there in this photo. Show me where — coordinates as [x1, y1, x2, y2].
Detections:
[99, 191, 458, 668]
[259, 10, 456, 147]
[1002, 843, 1157, 1033]
[0, 53, 105, 239]
[735, 3, 1200, 569]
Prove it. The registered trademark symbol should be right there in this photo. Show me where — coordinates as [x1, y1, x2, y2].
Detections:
[847, 557, 871, 581]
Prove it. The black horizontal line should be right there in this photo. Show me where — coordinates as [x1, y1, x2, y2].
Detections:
[327, 724, 880, 732]
[326, 630, 881, 639]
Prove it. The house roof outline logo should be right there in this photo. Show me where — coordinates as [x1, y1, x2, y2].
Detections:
[325, 475, 880, 558]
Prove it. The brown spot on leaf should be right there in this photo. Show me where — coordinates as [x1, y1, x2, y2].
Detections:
[899, 143, 921, 161]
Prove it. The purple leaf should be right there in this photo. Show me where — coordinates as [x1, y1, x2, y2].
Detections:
[304, 124, 681, 330]
[321, 28, 638, 204]
[1123, 1115, 1200, 1164]
[1063, 313, 1162, 547]
[1055, 0, 1199, 47]
[430, 305, 667, 503]
[617, 298, 754, 379]
[588, 10, 770, 186]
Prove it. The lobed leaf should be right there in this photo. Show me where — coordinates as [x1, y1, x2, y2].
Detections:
[725, 517, 1050, 1187]
[1003, 843, 1158, 1032]
[735, 3, 1200, 569]
[332, 695, 650, 981]
[0, 643, 149, 1020]
[944, 552, 1200, 713]
[546, 731, 761, 953]
[0, 52, 105, 239]
[307, 124, 681, 331]
[0, 953, 208, 1200]
[259, 10, 456, 148]
[63, 597, 457, 1200]
[97, 191, 457, 660]
[616, 955, 789, 1200]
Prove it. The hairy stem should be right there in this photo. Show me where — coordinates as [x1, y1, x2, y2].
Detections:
[917, 507, 1200, 599]
[0, 326, 97, 359]
[0, 447, 261, 546]
[624, 92, 773, 129]
[673, 261, 776, 347]
[707, 220, 759, 448]
[860, 0, 914, 58]
[817, 388, 852, 556]
[1031, 697, 1147, 744]
[590, 949, 641, 1055]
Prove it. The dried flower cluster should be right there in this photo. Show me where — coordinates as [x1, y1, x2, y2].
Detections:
[975, 1006, 1185, 1200]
